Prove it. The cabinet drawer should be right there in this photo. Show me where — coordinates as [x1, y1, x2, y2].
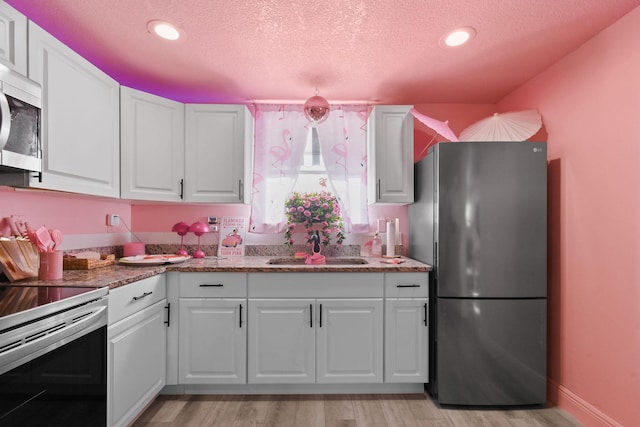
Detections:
[385, 273, 429, 298]
[248, 273, 383, 298]
[180, 272, 247, 297]
[109, 275, 166, 325]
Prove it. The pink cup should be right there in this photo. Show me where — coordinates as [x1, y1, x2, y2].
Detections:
[123, 242, 145, 256]
[39, 251, 63, 280]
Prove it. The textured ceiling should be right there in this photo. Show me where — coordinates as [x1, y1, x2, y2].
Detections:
[6, 0, 639, 104]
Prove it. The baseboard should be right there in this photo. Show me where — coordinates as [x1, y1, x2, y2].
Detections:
[161, 383, 425, 395]
[548, 379, 623, 427]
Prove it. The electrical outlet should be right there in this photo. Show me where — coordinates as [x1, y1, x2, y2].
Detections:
[209, 225, 218, 232]
[106, 214, 120, 226]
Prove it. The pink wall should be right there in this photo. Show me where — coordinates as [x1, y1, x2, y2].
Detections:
[498, 7, 640, 427]
[1, 187, 131, 236]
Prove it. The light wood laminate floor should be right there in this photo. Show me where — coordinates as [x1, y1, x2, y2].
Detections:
[132, 394, 582, 427]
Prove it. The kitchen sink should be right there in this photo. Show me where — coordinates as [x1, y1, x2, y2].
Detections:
[266, 257, 369, 265]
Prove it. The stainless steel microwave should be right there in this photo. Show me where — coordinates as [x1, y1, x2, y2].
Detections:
[0, 66, 42, 177]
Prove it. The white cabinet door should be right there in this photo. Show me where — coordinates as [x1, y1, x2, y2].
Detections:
[367, 105, 414, 204]
[179, 298, 246, 384]
[0, 1, 27, 75]
[121, 86, 185, 201]
[184, 104, 252, 203]
[384, 298, 428, 383]
[108, 299, 167, 427]
[316, 299, 383, 383]
[28, 21, 120, 197]
[248, 299, 315, 384]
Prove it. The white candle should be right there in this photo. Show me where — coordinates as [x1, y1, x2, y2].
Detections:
[386, 220, 396, 257]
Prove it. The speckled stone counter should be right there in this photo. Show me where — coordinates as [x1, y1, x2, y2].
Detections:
[170, 256, 430, 274]
[6, 256, 430, 290]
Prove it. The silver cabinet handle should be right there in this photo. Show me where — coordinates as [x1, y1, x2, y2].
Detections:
[238, 179, 243, 201]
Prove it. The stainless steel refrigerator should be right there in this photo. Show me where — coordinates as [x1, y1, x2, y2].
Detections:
[408, 141, 547, 406]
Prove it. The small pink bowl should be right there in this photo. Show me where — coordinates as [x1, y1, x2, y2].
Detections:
[123, 242, 145, 256]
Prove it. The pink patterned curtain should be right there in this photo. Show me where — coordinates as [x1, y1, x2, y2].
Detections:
[250, 104, 307, 233]
[249, 104, 370, 234]
[316, 105, 370, 233]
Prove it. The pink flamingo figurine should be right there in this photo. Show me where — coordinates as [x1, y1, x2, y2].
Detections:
[270, 129, 292, 175]
[171, 221, 190, 256]
[189, 221, 209, 258]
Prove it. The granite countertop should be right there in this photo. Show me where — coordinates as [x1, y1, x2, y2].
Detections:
[5, 256, 431, 290]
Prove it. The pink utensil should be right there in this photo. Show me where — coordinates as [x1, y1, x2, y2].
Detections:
[189, 221, 209, 259]
[35, 226, 53, 252]
[171, 221, 190, 256]
[49, 229, 63, 250]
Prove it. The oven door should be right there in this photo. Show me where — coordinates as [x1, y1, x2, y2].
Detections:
[0, 295, 107, 427]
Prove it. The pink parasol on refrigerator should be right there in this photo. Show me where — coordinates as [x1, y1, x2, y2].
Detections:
[410, 108, 458, 159]
[459, 110, 542, 141]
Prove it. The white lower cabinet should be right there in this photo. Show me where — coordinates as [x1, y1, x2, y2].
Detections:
[247, 287, 384, 384]
[248, 299, 315, 383]
[247, 273, 385, 385]
[317, 299, 383, 383]
[385, 298, 429, 383]
[179, 298, 246, 384]
[165, 271, 428, 393]
[107, 275, 167, 427]
[175, 272, 248, 385]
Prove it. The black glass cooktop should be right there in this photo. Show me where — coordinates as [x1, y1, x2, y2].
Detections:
[0, 285, 101, 318]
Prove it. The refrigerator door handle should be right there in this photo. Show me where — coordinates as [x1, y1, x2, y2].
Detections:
[433, 241, 438, 280]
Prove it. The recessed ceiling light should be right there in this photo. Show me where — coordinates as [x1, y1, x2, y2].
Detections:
[147, 20, 181, 41]
[440, 27, 476, 48]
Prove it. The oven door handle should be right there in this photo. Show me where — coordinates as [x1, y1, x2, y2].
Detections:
[0, 298, 107, 375]
[0, 90, 12, 151]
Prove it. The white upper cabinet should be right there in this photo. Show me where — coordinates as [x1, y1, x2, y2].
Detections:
[120, 97, 251, 203]
[28, 21, 120, 197]
[184, 104, 252, 203]
[0, 1, 27, 75]
[367, 105, 414, 204]
[120, 86, 185, 201]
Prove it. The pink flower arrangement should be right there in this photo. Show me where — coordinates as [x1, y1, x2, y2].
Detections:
[284, 191, 345, 247]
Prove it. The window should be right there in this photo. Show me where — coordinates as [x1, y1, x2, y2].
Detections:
[249, 104, 370, 236]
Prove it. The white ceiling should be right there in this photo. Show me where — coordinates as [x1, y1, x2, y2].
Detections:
[7, 0, 640, 104]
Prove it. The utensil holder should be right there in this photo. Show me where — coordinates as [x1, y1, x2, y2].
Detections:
[39, 251, 63, 280]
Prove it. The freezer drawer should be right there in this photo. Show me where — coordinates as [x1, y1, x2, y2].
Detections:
[436, 298, 546, 406]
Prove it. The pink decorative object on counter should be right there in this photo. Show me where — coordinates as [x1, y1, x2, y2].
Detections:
[123, 242, 145, 256]
[189, 221, 209, 258]
[39, 250, 63, 280]
[171, 221, 190, 256]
